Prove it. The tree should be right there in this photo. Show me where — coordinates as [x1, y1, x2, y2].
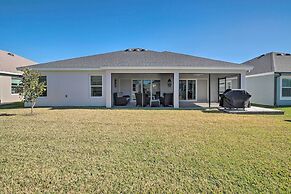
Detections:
[21, 69, 46, 114]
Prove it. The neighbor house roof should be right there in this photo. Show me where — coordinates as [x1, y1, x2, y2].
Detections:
[20, 49, 252, 71]
[243, 52, 291, 75]
[0, 50, 36, 75]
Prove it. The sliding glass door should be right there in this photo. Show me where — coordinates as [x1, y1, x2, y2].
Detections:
[179, 80, 187, 100]
[142, 80, 151, 100]
[132, 79, 160, 100]
[179, 80, 196, 100]
[187, 80, 196, 100]
[151, 80, 160, 100]
[132, 80, 142, 100]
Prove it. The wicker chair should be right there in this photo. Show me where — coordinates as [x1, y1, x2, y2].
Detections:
[160, 93, 173, 107]
[113, 93, 129, 106]
[135, 93, 150, 107]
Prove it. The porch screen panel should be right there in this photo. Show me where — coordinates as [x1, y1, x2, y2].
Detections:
[143, 80, 151, 99]
[132, 80, 142, 100]
[179, 80, 186, 100]
[187, 80, 196, 100]
[152, 80, 160, 100]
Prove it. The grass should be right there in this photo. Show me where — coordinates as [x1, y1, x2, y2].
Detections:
[0, 107, 290, 193]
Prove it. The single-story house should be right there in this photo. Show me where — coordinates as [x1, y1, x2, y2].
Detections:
[244, 52, 291, 106]
[0, 50, 35, 104]
[20, 48, 252, 108]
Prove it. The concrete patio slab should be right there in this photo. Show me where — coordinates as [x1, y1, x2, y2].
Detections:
[218, 106, 284, 115]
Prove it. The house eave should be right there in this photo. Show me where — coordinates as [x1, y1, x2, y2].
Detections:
[0, 71, 22, 76]
[20, 65, 253, 71]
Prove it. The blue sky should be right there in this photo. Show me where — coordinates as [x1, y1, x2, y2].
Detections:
[0, 0, 290, 63]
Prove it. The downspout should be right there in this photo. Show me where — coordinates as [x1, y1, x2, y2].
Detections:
[209, 74, 211, 108]
[274, 72, 281, 107]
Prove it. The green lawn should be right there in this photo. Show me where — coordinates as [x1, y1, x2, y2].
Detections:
[0, 107, 290, 193]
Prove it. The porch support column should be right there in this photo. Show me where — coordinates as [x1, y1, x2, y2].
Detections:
[208, 74, 211, 108]
[173, 72, 179, 108]
[240, 72, 246, 90]
[105, 71, 112, 108]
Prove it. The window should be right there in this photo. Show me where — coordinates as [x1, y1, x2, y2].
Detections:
[11, 76, 22, 94]
[90, 76, 102, 97]
[282, 77, 291, 98]
[39, 76, 47, 97]
[226, 80, 232, 90]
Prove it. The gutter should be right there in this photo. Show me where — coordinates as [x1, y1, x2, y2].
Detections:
[17, 65, 254, 71]
[0, 71, 22, 76]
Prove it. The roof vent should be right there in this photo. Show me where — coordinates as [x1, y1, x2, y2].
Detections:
[124, 48, 147, 52]
[7, 52, 14, 56]
[257, 54, 265, 59]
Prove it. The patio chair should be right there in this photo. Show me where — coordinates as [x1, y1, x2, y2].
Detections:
[160, 93, 173, 107]
[113, 93, 129, 106]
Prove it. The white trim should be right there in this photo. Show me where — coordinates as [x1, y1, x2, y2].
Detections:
[0, 71, 22, 76]
[101, 66, 252, 70]
[89, 74, 103, 98]
[27, 65, 253, 71]
[173, 72, 179, 108]
[105, 71, 112, 108]
[179, 79, 197, 101]
[10, 76, 22, 95]
[280, 75, 291, 100]
[246, 72, 274, 78]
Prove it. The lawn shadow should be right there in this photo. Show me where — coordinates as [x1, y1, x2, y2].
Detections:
[201, 109, 223, 114]
[0, 113, 16, 117]
[48, 106, 107, 110]
[284, 120, 291, 123]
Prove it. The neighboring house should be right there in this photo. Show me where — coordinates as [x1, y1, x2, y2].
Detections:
[19, 48, 252, 108]
[0, 50, 36, 104]
[244, 52, 291, 106]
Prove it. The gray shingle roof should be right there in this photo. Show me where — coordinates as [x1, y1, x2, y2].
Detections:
[0, 50, 36, 75]
[244, 52, 291, 75]
[22, 49, 252, 70]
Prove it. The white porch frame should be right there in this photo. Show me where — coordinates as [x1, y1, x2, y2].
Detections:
[106, 69, 247, 108]
[173, 72, 179, 108]
[105, 71, 112, 108]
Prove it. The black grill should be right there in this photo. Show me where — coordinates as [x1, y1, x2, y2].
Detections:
[219, 89, 251, 109]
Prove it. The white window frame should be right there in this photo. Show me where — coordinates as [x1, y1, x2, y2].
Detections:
[280, 76, 291, 100]
[11, 76, 22, 95]
[179, 79, 197, 101]
[89, 75, 103, 98]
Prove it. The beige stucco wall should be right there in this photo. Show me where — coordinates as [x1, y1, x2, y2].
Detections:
[31, 71, 107, 107]
[246, 74, 274, 106]
[30, 69, 246, 107]
[0, 75, 21, 104]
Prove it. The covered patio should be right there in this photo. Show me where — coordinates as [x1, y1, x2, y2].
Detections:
[109, 72, 244, 109]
